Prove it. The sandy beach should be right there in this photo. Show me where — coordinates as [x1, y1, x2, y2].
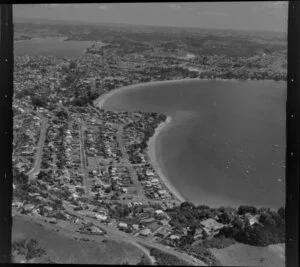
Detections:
[94, 78, 200, 109]
[94, 80, 188, 203]
[93, 77, 276, 109]
[146, 116, 186, 203]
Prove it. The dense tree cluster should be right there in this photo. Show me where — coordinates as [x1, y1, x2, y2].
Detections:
[126, 113, 167, 163]
[31, 96, 47, 108]
[219, 207, 285, 246]
[149, 248, 191, 266]
[12, 239, 46, 261]
[166, 202, 285, 247]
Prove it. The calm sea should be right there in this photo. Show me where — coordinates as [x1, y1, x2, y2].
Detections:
[103, 80, 286, 208]
[14, 37, 96, 57]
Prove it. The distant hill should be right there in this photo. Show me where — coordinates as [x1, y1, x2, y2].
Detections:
[13, 16, 286, 38]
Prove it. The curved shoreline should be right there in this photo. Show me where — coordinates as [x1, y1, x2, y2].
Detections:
[93, 78, 285, 206]
[93, 77, 282, 109]
[146, 116, 186, 203]
[93, 79, 198, 203]
[94, 78, 199, 109]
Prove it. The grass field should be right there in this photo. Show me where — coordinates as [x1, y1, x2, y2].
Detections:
[12, 214, 145, 264]
[210, 242, 285, 267]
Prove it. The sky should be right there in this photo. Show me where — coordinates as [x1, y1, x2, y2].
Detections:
[13, 2, 288, 32]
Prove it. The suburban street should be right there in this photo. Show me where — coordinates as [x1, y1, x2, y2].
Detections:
[26, 116, 48, 180]
[62, 203, 206, 266]
[78, 117, 91, 199]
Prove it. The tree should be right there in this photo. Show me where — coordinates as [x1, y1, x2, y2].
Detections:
[259, 212, 276, 227]
[277, 207, 285, 220]
[54, 109, 69, 120]
[31, 96, 47, 108]
[178, 235, 194, 249]
[105, 187, 112, 194]
[218, 211, 233, 224]
[197, 205, 210, 210]
[180, 202, 195, 210]
[232, 216, 244, 229]
[69, 60, 77, 69]
[14, 171, 28, 185]
[136, 255, 151, 265]
[237, 205, 258, 215]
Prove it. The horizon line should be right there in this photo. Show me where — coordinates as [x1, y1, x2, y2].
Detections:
[13, 16, 287, 35]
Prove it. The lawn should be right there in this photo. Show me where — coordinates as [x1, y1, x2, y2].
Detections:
[12, 214, 145, 264]
[210, 242, 285, 267]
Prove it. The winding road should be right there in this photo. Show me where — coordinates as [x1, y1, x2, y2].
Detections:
[62, 203, 206, 266]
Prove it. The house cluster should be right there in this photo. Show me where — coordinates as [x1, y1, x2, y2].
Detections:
[88, 166, 133, 201]
[12, 185, 67, 223]
[13, 112, 42, 173]
[114, 205, 172, 237]
[148, 217, 225, 248]
[134, 165, 172, 201]
[39, 116, 87, 203]
[77, 222, 105, 236]
[110, 203, 227, 247]
[83, 124, 122, 167]
[123, 124, 147, 164]
[93, 108, 144, 126]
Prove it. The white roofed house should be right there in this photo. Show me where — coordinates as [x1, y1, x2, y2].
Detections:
[139, 228, 151, 237]
[200, 218, 225, 237]
[244, 213, 260, 226]
[146, 170, 155, 177]
[118, 222, 128, 230]
[194, 228, 204, 240]
[155, 210, 164, 215]
[95, 213, 107, 222]
[168, 234, 180, 246]
[132, 224, 139, 231]
[22, 203, 35, 213]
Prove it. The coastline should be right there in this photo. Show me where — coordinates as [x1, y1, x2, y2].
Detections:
[93, 79, 192, 203]
[94, 78, 199, 109]
[93, 78, 285, 206]
[93, 77, 282, 109]
[146, 116, 186, 203]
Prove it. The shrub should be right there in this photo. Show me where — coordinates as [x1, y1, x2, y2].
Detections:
[136, 255, 152, 265]
[237, 205, 258, 215]
[189, 245, 222, 266]
[201, 236, 236, 249]
[31, 96, 47, 108]
[149, 248, 191, 266]
[12, 239, 46, 261]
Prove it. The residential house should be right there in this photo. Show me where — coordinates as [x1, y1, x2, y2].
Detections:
[22, 204, 35, 213]
[143, 207, 154, 213]
[154, 226, 172, 239]
[118, 222, 128, 230]
[168, 234, 180, 246]
[245, 213, 260, 226]
[148, 222, 161, 232]
[155, 210, 164, 215]
[132, 224, 139, 231]
[95, 214, 107, 221]
[194, 228, 204, 240]
[200, 218, 224, 237]
[140, 228, 151, 237]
